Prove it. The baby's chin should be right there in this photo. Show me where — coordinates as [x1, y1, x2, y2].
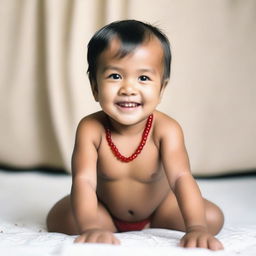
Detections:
[107, 113, 153, 128]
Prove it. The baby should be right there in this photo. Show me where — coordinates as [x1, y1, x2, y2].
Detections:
[47, 20, 224, 250]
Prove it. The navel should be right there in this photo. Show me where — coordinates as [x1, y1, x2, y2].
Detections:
[128, 210, 134, 215]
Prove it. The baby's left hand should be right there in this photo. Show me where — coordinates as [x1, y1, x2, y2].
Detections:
[179, 227, 224, 251]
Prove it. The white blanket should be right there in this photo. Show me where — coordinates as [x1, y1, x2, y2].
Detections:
[0, 170, 256, 256]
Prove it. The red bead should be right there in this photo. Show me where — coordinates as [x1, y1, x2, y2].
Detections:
[143, 131, 149, 137]
[105, 114, 153, 162]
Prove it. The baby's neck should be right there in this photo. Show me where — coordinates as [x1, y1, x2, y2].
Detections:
[105, 115, 152, 136]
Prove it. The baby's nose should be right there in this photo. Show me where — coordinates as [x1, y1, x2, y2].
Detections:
[119, 83, 137, 95]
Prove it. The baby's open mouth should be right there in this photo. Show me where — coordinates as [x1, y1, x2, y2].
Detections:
[116, 102, 141, 108]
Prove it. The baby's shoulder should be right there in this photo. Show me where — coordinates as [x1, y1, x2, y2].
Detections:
[78, 111, 105, 128]
[76, 111, 106, 140]
[154, 111, 184, 138]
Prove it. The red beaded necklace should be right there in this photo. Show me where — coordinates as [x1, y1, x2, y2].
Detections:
[105, 114, 153, 162]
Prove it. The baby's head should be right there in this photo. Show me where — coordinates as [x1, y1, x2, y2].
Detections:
[87, 20, 171, 85]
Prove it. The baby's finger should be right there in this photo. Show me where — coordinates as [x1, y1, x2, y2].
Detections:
[208, 238, 224, 251]
[197, 237, 208, 249]
[74, 234, 86, 243]
[179, 238, 185, 247]
[112, 236, 121, 245]
[185, 238, 197, 248]
[85, 232, 100, 243]
[96, 234, 112, 244]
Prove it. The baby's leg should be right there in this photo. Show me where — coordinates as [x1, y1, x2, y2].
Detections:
[46, 195, 117, 235]
[150, 192, 224, 235]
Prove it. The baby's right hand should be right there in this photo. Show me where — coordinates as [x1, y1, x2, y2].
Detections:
[74, 229, 120, 245]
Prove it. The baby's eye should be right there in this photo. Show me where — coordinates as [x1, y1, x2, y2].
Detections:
[139, 75, 150, 82]
[108, 73, 121, 80]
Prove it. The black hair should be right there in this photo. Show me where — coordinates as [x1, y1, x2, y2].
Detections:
[87, 20, 171, 83]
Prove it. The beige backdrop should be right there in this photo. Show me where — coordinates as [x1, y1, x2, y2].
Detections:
[0, 0, 255, 175]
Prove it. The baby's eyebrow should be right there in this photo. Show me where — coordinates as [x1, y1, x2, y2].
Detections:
[137, 68, 156, 74]
[103, 66, 123, 72]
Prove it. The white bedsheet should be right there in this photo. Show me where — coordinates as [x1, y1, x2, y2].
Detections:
[0, 170, 256, 256]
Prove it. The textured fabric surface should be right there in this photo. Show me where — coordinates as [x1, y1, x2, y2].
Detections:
[0, 0, 255, 175]
[0, 170, 256, 255]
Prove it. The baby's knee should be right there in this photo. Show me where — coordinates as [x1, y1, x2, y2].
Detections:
[205, 202, 224, 235]
[46, 195, 77, 234]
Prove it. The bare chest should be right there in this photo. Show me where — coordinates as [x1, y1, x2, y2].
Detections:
[97, 137, 164, 183]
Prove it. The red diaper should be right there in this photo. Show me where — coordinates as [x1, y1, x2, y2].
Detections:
[113, 218, 150, 232]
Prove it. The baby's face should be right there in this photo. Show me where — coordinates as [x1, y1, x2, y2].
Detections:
[92, 37, 167, 126]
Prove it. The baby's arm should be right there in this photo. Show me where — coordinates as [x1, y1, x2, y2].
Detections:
[160, 118, 223, 250]
[71, 118, 119, 244]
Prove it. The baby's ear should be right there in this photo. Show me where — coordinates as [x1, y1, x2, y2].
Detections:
[159, 79, 168, 100]
[90, 79, 99, 102]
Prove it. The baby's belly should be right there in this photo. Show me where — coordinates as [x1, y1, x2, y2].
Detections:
[96, 177, 170, 221]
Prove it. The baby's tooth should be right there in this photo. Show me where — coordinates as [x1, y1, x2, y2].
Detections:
[118, 102, 139, 107]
